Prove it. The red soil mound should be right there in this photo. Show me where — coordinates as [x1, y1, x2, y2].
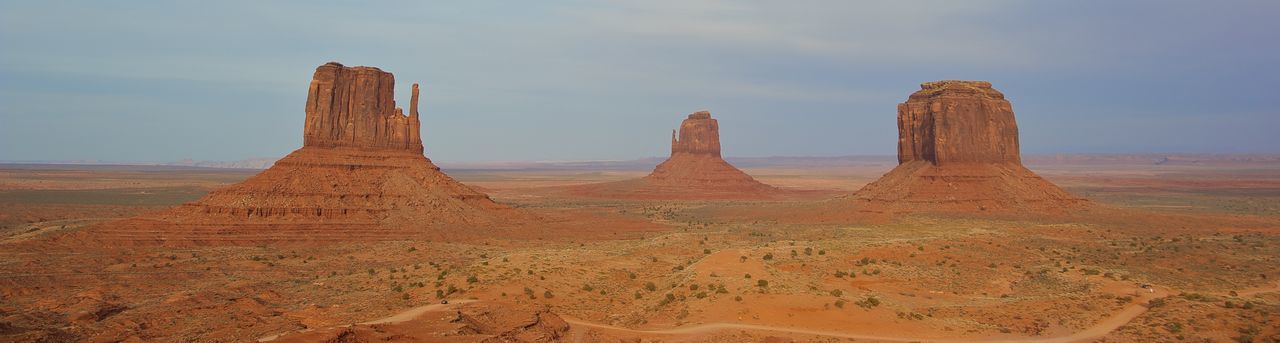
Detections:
[841, 81, 1089, 215]
[67, 62, 525, 245]
[570, 111, 778, 200]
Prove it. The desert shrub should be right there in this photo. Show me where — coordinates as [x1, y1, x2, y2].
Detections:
[634, 291, 643, 299]
[1148, 298, 1167, 307]
[1181, 293, 1212, 302]
[757, 280, 769, 288]
[408, 247, 416, 252]
[830, 289, 843, 297]
[763, 253, 774, 261]
[834, 270, 848, 278]
[689, 284, 699, 291]
[857, 296, 881, 309]
[695, 292, 707, 299]
[401, 293, 410, 300]
[744, 273, 752, 279]
[703, 248, 711, 254]
[466, 275, 479, 284]
[543, 290, 554, 299]
[1164, 321, 1183, 333]
[524, 287, 536, 299]
[582, 284, 594, 292]
[659, 293, 676, 306]
[804, 247, 813, 255]
[628, 272, 637, 279]
[834, 300, 846, 308]
[818, 250, 826, 255]
[644, 282, 657, 292]
[734, 295, 743, 301]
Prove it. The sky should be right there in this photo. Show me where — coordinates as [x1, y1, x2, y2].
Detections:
[1, 1, 1277, 162]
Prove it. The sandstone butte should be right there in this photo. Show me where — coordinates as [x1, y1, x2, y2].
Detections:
[571, 111, 778, 200]
[846, 80, 1090, 214]
[72, 62, 523, 245]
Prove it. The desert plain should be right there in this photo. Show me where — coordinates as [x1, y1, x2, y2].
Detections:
[1, 154, 1277, 342]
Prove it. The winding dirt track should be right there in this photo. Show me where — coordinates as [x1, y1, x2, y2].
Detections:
[566, 288, 1172, 343]
[264, 282, 1280, 343]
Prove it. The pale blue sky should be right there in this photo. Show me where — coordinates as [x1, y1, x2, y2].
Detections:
[1, 1, 1277, 162]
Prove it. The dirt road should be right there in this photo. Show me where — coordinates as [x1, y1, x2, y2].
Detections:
[566, 288, 1171, 343]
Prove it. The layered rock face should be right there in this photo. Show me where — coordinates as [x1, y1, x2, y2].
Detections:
[572, 111, 777, 200]
[849, 81, 1088, 214]
[80, 63, 521, 245]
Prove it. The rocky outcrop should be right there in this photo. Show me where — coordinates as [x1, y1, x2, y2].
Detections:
[77, 62, 524, 245]
[898, 80, 1020, 165]
[571, 111, 779, 200]
[670, 110, 721, 156]
[847, 81, 1089, 215]
[302, 62, 423, 152]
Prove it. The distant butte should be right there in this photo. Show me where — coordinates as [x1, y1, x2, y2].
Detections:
[74, 62, 524, 245]
[569, 110, 780, 200]
[846, 80, 1090, 215]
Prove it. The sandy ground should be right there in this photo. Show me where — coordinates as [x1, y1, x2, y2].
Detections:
[1, 161, 1278, 342]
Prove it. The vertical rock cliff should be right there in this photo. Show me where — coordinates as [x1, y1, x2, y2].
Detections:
[303, 62, 423, 152]
[670, 111, 722, 157]
[897, 81, 1020, 165]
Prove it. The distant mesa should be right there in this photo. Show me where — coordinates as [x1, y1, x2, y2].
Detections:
[569, 110, 779, 200]
[846, 80, 1089, 214]
[74, 62, 523, 245]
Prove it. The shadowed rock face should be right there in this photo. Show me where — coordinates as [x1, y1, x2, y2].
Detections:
[303, 62, 423, 152]
[898, 80, 1020, 165]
